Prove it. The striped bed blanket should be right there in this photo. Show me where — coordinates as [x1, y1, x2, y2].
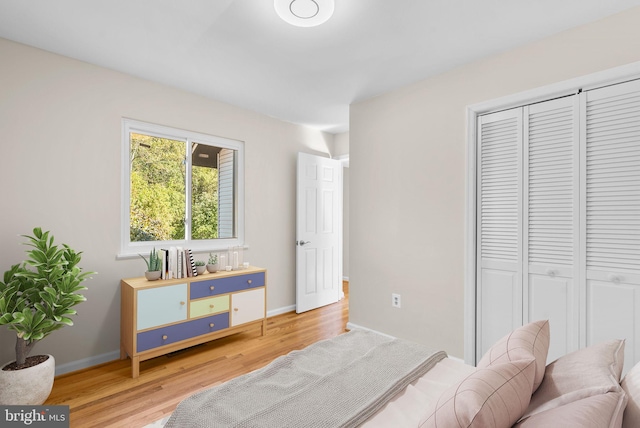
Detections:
[164, 329, 446, 428]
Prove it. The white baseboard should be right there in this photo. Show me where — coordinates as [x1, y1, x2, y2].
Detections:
[447, 355, 466, 365]
[345, 322, 395, 338]
[55, 350, 121, 376]
[346, 322, 466, 363]
[267, 304, 296, 317]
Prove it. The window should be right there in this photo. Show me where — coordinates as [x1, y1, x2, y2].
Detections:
[121, 119, 244, 256]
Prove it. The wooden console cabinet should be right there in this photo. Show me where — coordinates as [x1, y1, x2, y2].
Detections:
[120, 266, 267, 377]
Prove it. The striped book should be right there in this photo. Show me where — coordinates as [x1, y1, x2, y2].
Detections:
[187, 249, 197, 277]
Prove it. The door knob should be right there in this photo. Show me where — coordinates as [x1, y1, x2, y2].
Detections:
[608, 274, 622, 284]
[297, 240, 311, 246]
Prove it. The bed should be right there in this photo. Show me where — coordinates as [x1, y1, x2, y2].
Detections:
[149, 321, 640, 428]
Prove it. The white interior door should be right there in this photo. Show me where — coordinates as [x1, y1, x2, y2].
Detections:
[582, 80, 640, 374]
[296, 152, 343, 313]
[524, 96, 580, 363]
[476, 108, 524, 361]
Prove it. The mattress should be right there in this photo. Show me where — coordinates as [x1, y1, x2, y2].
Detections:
[360, 357, 476, 427]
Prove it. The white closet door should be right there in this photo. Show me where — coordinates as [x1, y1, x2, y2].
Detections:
[476, 108, 523, 361]
[524, 97, 580, 363]
[583, 79, 640, 374]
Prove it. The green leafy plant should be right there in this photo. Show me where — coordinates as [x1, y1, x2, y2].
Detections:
[0, 228, 95, 367]
[195, 260, 205, 267]
[208, 253, 218, 265]
[139, 247, 162, 272]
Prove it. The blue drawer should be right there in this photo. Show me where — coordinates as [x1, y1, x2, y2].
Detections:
[190, 272, 265, 299]
[137, 312, 229, 353]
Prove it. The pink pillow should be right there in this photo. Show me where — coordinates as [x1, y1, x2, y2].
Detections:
[477, 320, 550, 392]
[514, 391, 627, 428]
[622, 360, 640, 428]
[420, 358, 536, 428]
[521, 339, 625, 420]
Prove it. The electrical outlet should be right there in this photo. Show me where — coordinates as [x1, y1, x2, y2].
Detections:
[392, 293, 401, 308]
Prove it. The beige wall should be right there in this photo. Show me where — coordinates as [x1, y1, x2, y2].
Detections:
[342, 167, 350, 280]
[349, 7, 640, 359]
[0, 38, 333, 371]
[332, 132, 350, 279]
[332, 132, 350, 158]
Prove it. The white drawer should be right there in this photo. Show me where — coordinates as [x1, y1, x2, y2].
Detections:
[230, 288, 265, 327]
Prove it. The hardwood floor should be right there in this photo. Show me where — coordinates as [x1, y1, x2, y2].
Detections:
[46, 284, 349, 428]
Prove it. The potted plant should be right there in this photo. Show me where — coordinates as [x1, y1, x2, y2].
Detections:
[139, 248, 162, 281]
[195, 260, 207, 275]
[0, 227, 95, 405]
[207, 253, 219, 273]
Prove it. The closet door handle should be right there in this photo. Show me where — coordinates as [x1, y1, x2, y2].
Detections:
[608, 274, 622, 284]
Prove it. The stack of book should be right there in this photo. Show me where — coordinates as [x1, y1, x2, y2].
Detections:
[159, 247, 198, 280]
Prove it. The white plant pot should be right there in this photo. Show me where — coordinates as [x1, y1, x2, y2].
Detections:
[206, 263, 219, 273]
[145, 270, 162, 281]
[196, 265, 207, 275]
[0, 354, 55, 405]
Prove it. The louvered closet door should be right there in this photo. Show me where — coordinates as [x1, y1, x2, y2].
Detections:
[583, 80, 640, 374]
[476, 108, 523, 361]
[524, 97, 580, 363]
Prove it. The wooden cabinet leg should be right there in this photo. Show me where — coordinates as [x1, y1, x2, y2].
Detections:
[261, 319, 267, 336]
[120, 345, 127, 360]
[132, 356, 140, 378]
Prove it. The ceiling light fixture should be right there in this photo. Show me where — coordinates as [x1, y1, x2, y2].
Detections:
[274, 0, 335, 27]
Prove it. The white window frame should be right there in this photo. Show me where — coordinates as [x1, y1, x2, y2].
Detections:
[120, 118, 245, 257]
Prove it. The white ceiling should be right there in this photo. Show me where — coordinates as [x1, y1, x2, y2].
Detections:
[1, 0, 640, 134]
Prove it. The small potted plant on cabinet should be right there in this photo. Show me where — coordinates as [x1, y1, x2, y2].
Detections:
[139, 248, 162, 281]
[0, 227, 95, 405]
[207, 253, 219, 273]
[195, 260, 207, 275]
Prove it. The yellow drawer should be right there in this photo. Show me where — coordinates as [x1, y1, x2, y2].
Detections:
[190, 295, 229, 318]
